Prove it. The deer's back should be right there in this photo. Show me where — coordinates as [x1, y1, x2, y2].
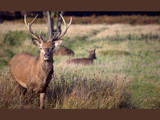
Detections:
[64, 58, 93, 65]
[53, 47, 75, 56]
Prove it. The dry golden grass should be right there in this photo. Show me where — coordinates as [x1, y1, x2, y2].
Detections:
[1, 23, 160, 37]
[91, 24, 160, 39]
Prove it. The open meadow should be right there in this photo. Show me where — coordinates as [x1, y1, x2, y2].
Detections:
[0, 22, 160, 109]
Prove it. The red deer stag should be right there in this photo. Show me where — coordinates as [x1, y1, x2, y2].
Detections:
[53, 46, 75, 56]
[9, 14, 72, 109]
[63, 48, 96, 65]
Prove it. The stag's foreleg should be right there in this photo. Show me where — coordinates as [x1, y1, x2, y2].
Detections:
[19, 85, 27, 96]
[27, 87, 33, 108]
[40, 92, 45, 109]
[18, 85, 27, 106]
[39, 83, 49, 109]
[39, 69, 53, 109]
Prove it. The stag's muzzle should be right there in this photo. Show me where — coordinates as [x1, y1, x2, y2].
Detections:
[44, 53, 50, 60]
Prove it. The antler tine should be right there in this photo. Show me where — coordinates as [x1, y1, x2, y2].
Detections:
[30, 14, 39, 25]
[51, 32, 58, 40]
[40, 30, 45, 41]
[24, 14, 27, 25]
[51, 31, 61, 40]
[57, 14, 72, 39]
[51, 14, 72, 41]
[24, 14, 43, 42]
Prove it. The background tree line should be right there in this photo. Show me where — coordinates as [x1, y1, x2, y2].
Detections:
[0, 11, 160, 20]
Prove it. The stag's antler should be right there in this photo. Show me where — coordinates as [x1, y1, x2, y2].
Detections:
[24, 14, 44, 42]
[51, 14, 72, 41]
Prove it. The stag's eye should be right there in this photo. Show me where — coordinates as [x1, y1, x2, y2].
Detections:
[40, 47, 43, 50]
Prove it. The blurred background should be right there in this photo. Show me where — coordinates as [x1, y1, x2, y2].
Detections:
[0, 11, 160, 24]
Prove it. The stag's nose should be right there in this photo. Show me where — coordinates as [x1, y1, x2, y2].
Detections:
[44, 53, 50, 58]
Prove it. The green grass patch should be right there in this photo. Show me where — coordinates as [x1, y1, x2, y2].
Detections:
[99, 50, 131, 56]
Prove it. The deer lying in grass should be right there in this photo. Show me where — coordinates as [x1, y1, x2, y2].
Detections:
[9, 14, 72, 109]
[53, 46, 75, 56]
[63, 48, 96, 65]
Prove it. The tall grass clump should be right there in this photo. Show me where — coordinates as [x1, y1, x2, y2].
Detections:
[48, 65, 130, 109]
[0, 67, 130, 109]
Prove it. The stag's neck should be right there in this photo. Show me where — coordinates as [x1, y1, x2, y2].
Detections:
[38, 53, 53, 72]
[33, 54, 53, 92]
[88, 55, 94, 60]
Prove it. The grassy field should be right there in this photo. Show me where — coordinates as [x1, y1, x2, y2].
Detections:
[0, 22, 160, 109]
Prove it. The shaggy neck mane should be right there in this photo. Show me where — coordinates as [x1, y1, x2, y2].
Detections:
[36, 54, 53, 72]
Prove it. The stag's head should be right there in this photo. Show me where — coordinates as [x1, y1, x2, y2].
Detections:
[24, 14, 72, 61]
[86, 48, 97, 59]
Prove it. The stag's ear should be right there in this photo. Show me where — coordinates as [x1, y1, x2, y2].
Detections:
[94, 48, 96, 52]
[32, 38, 41, 47]
[54, 40, 63, 47]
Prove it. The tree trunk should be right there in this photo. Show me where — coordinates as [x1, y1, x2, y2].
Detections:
[45, 11, 63, 40]
[56, 11, 63, 34]
[46, 11, 54, 39]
